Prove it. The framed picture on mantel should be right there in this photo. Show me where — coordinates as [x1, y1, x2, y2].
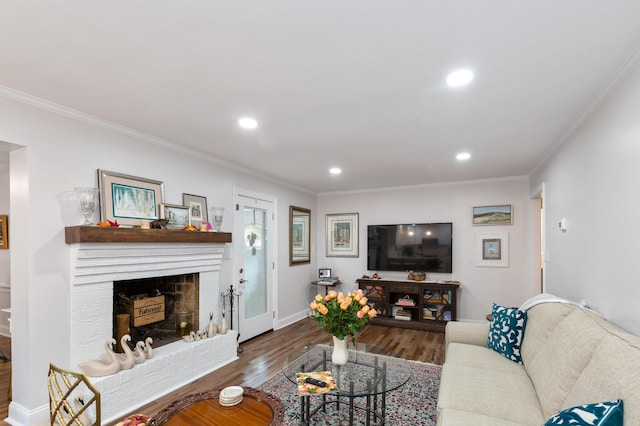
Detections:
[98, 169, 165, 227]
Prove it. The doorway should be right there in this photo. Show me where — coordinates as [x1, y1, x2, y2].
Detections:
[233, 191, 276, 343]
[530, 183, 545, 295]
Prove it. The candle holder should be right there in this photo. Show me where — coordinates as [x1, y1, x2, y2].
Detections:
[210, 207, 225, 232]
[74, 187, 99, 225]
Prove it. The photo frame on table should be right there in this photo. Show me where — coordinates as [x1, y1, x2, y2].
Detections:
[289, 205, 311, 265]
[160, 203, 190, 229]
[0, 215, 7, 249]
[326, 213, 359, 257]
[182, 193, 208, 225]
[98, 169, 164, 227]
[476, 232, 509, 267]
[318, 268, 332, 279]
[472, 204, 513, 225]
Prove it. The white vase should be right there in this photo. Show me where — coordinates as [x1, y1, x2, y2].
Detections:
[331, 336, 349, 365]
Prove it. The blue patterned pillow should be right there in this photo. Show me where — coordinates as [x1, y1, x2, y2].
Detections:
[543, 400, 623, 425]
[487, 303, 527, 364]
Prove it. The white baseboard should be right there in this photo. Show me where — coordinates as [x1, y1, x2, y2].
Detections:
[7, 399, 49, 425]
[276, 309, 308, 330]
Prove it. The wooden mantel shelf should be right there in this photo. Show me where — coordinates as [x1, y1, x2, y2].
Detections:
[65, 226, 232, 244]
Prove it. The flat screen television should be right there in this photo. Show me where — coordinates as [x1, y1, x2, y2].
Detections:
[367, 223, 452, 273]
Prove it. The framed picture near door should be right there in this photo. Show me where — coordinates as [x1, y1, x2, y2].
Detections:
[289, 206, 311, 265]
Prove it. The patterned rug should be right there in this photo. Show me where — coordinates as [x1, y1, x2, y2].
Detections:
[258, 353, 441, 425]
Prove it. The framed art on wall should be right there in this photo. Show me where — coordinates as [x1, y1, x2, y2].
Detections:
[98, 169, 164, 227]
[326, 213, 359, 257]
[476, 232, 509, 267]
[472, 205, 513, 225]
[182, 193, 208, 225]
[289, 205, 311, 265]
[0, 215, 7, 249]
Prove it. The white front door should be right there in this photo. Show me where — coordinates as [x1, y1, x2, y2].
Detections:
[234, 193, 275, 343]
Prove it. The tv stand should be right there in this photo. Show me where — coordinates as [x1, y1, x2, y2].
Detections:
[356, 278, 460, 332]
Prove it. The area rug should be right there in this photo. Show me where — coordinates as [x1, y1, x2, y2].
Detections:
[258, 355, 441, 425]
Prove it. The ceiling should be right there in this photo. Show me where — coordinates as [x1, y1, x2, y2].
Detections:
[2, 2, 640, 192]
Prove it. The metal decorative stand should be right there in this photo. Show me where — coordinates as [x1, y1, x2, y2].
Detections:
[221, 284, 243, 353]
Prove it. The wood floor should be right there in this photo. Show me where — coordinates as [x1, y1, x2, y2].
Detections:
[0, 318, 445, 425]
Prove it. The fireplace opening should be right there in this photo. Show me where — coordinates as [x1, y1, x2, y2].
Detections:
[113, 273, 200, 350]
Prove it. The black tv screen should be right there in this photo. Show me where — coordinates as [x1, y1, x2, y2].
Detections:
[367, 223, 452, 273]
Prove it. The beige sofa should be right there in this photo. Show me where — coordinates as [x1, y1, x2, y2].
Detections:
[437, 299, 640, 425]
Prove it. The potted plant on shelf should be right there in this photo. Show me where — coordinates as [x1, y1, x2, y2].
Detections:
[309, 289, 377, 365]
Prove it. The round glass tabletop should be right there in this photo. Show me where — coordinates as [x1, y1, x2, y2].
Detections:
[282, 342, 411, 398]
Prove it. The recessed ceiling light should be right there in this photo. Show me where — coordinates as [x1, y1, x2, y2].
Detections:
[329, 167, 342, 175]
[456, 152, 471, 161]
[447, 69, 474, 87]
[238, 117, 258, 129]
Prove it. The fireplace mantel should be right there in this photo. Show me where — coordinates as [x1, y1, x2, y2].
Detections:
[65, 225, 232, 244]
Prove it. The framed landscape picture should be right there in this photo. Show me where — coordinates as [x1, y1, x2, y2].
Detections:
[98, 169, 164, 227]
[472, 204, 513, 225]
[326, 213, 359, 257]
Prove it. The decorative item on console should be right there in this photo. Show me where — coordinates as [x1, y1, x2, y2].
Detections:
[407, 271, 426, 281]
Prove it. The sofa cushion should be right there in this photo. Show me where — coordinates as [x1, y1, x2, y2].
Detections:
[520, 301, 575, 366]
[445, 342, 528, 376]
[438, 363, 544, 425]
[437, 407, 533, 426]
[487, 304, 528, 364]
[543, 400, 623, 426]
[563, 332, 640, 425]
[526, 308, 610, 419]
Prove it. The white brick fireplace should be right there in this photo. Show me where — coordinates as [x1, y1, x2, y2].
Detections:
[68, 237, 237, 423]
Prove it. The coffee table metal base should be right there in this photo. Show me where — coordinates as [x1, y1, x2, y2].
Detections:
[298, 351, 388, 426]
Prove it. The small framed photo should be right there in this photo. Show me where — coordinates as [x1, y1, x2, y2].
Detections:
[472, 204, 513, 225]
[160, 203, 190, 229]
[476, 232, 509, 267]
[326, 213, 359, 257]
[182, 193, 208, 225]
[319, 268, 332, 279]
[98, 169, 164, 227]
[0, 215, 7, 249]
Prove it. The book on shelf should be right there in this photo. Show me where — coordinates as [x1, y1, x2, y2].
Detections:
[394, 314, 412, 321]
[394, 308, 412, 320]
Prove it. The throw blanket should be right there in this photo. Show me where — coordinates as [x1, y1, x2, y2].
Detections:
[519, 293, 598, 315]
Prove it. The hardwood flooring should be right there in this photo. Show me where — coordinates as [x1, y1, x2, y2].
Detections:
[0, 318, 445, 425]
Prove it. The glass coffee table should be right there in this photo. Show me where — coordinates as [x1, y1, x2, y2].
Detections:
[282, 343, 411, 425]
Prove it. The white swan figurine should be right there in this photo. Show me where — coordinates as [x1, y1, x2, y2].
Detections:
[183, 331, 196, 342]
[79, 338, 121, 377]
[133, 341, 147, 364]
[144, 337, 154, 359]
[116, 334, 136, 370]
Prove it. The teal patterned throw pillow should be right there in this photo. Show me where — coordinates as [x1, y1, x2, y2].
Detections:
[487, 303, 527, 364]
[543, 399, 623, 425]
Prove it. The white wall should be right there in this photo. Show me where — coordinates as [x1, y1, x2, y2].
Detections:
[0, 96, 317, 424]
[531, 61, 640, 335]
[316, 177, 533, 322]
